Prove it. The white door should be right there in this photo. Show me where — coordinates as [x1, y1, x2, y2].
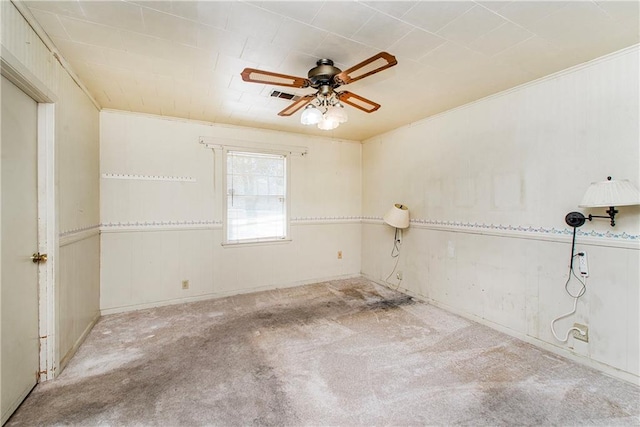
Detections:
[1, 75, 40, 424]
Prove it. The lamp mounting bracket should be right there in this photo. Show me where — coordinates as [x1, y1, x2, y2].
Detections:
[565, 211, 586, 228]
[588, 206, 618, 227]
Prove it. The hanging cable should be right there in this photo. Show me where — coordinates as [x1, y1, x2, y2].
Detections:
[550, 226, 588, 342]
[390, 228, 401, 258]
[384, 228, 403, 289]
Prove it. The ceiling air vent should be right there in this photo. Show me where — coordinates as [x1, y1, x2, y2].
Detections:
[270, 90, 300, 101]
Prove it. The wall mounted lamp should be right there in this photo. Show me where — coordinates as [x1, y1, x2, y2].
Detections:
[383, 204, 410, 285]
[567, 176, 640, 227]
[383, 203, 410, 229]
[384, 203, 409, 256]
[555, 176, 638, 343]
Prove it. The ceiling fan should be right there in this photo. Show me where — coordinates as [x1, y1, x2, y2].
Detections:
[240, 52, 397, 130]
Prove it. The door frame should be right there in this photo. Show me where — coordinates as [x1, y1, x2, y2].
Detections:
[2, 48, 57, 381]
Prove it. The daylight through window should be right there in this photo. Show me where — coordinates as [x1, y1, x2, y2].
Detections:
[225, 150, 288, 244]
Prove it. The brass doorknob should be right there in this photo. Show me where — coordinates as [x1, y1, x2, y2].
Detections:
[31, 253, 47, 263]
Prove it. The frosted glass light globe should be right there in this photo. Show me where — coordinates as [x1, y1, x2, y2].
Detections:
[325, 105, 348, 123]
[317, 116, 339, 130]
[300, 105, 322, 125]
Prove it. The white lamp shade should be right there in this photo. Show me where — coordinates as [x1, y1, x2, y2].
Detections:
[300, 106, 322, 125]
[579, 178, 640, 207]
[317, 116, 339, 130]
[383, 204, 410, 229]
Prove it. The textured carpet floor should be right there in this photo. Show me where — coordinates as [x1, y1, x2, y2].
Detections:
[7, 277, 640, 426]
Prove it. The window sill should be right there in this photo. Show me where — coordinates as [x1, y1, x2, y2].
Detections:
[221, 238, 292, 248]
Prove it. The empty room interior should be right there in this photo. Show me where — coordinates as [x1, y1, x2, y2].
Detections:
[1, 0, 640, 425]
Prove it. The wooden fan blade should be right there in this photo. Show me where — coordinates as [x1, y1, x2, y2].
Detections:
[241, 68, 309, 88]
[338, 91, 380, 113]
[278, 94, 316, 116]
[335, 52, 397, 85]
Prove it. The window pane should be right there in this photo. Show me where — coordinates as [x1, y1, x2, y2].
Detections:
[227, 151, 287, 242]
[269, 176, 284, 195]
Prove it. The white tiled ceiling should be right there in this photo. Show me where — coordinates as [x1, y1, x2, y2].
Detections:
[24, 0, 639, 141]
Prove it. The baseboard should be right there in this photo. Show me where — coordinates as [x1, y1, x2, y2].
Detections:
[362, 273, 640, 386]
[100, 273, 362, 316]
[57, 311, 101, 377]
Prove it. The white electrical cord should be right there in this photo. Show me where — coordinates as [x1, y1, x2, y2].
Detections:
[384, 228, 403, 289]
[550, 293, 585, 342]
[550, 252, 588, 342]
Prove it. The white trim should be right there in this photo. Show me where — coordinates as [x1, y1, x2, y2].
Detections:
[37, 103, 56, 381]
[98, 218, 364, 233]
[100, 273, 361, 316]
[59, 227, 99, 247]
[200, 136, 308, 156]
[0, 47, 56, 103]
[3, 31, 58, 383]
[58, 312, 100, 374]
[96, 218, 637, 249]
[365, 274, 639, 386]
[221, 147, 291, 245]
[100, 221, 220, 233]
[101, 173, 196, 182]
[292, 217, 362, 225]
[363, 218, 640, 250]
[221, 238, 292, 248]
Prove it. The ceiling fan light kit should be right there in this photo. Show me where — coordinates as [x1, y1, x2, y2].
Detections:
[301, 93, 349, 129]
[241, 52, 398, 131]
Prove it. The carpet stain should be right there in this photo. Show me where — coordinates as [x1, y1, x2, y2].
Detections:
[7, 278, 640, 426]
[365, 294, 415, 311]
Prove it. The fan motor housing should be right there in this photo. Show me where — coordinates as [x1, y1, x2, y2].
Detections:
[308, 59, 341, 88]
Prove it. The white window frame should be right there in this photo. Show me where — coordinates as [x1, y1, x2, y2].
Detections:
[221, 147, 291, 246]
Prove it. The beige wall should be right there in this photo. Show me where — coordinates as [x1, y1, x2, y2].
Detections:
[1, 1, 100, 373]
[99, 111, 362, 313]
[361, 47, 640, 383]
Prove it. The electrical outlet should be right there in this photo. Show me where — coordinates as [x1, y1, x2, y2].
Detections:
[182, 280, 189, 290]
[396, 271, 403, 280]
[572, 323, 588, 342]
[337, 251, 342, 259]
[578, 252, 588, 277]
